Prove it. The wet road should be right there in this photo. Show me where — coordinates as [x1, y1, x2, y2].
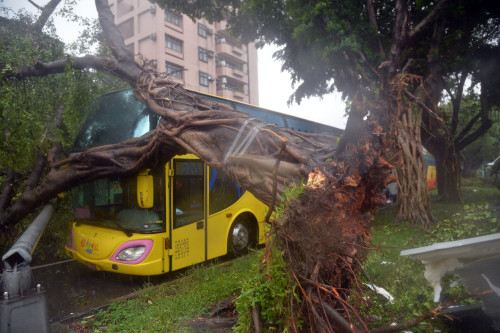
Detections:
[31, 260, 178, 321]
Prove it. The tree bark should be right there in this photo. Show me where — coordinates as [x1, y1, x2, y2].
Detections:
[382, 0, 437, 227]
[433, 146, 462, 202]
[395, 105, 435, 227]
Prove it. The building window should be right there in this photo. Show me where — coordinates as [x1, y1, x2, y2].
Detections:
[118, 18, 134, 40]
[198, 23, 207, 38]
[166, 61, 183, 79]
[165, 35, 182, 53]
[199, 72, 211, 87]
[198, 47, 208, 62]
[165, 9, 181, 27]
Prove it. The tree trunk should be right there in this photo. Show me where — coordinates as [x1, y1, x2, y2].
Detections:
[434, 146, 462, 202]
[395, 105, 435, 228]
[460, 154, 473, 178]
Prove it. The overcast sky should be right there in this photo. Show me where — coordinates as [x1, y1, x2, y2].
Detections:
[3, 0, 347, 129]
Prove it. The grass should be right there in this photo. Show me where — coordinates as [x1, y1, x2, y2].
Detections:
[77, 252, 260, 332]
[361, 181, 500, 331]
[73, 180, 500, 332]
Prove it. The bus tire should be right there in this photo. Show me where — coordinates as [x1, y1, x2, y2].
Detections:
[228, 220, 252, 257]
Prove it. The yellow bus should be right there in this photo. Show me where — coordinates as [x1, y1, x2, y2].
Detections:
[65, 154, 268, 275]
[65, 89, 342, 275]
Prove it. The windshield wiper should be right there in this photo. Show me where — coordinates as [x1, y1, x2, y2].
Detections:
[76, 219, 135, 237]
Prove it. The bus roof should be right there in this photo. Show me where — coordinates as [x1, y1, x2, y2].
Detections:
[74, 89, 343, 151]
[190, 89, 343, 137]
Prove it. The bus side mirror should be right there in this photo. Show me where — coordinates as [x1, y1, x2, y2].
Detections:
[137, 169, 154, 208]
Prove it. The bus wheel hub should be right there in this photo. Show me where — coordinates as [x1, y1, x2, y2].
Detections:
[233, 224, 249, 250]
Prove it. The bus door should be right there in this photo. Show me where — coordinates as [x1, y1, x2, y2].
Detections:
[168, 156, 207, 271]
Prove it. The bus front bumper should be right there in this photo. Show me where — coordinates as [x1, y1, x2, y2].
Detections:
[65, 247, 166, 276]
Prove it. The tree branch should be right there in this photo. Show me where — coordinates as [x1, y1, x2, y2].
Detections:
[10, 55, 135, 83]
[455, 115, 492, 151]
[7, 1, 141, 84]
[450, 72, 468, 136]
[95, 0, 140, 80]
[387, 0, 409, 77]
[0, 168, 16, 215]
[364, 0, 384, 54]
[408, 0, 449, 40]
[370, 309, 437, 333]
[0, 131, 166, 227]
[24, 105, 64, 192]
[402, 88, 442, 124]
[32, 0, 62, 32]
[320, 301, 354, 333]
[357, 50, 382, 83]
[27, 0, 42, 10]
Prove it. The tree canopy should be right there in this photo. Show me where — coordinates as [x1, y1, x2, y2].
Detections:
[0, 1, 126, 224]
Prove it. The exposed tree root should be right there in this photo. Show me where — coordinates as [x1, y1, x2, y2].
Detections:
[256, 128, 396, 331]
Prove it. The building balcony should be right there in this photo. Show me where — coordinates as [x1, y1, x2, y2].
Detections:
[216, 66, 248, 82]
[215, 42, 245, 60]
[231, 90, 246, 101]
[231, 67, 246, 79]
[216, 88, 234, 100]
[216, 85, 247, 101]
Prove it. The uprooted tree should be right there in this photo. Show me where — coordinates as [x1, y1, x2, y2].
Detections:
[161, 0, 500, 214]
[1, 0, 499, 331]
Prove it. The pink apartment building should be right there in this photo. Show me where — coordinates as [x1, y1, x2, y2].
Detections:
[108, 0, 259, 105]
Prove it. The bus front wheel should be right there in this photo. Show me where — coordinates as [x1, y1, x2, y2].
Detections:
[229, 221, 251, 257]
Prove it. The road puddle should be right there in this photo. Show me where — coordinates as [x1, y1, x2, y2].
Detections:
[31, 260, 172, 321]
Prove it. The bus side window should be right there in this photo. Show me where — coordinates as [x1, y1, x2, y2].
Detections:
[173, 160, 204, 228]
[208, 168, 245, 215]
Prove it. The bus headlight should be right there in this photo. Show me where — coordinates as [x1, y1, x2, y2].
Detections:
[116, 246, 146, 261]
[111, 239, 153, 264]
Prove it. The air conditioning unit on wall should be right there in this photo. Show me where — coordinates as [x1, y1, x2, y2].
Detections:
[150, 32, 157, 41]
[150, 5, 156, 14]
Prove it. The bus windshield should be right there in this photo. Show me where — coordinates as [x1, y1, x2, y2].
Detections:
[73, 90, 157, 151]
[72, 172, 164, 234]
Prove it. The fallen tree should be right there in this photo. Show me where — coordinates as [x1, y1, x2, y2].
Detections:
[0, 0, 472, 331]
